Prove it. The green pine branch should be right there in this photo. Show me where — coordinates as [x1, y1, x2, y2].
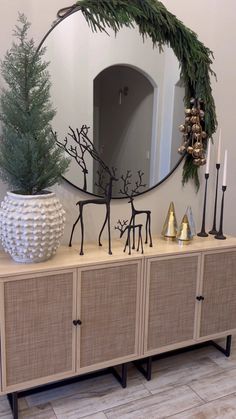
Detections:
[0, 14, 70, 195]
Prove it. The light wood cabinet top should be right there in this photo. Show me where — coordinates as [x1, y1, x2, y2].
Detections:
[0, 235, 236, 278]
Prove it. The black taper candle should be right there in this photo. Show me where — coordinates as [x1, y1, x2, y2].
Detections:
[197, 173, 209, 237]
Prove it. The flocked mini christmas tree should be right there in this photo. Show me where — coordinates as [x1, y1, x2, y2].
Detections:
[0, 14, 69, 195]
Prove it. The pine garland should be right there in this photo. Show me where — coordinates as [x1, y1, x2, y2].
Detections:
[64, 0, 217, 188]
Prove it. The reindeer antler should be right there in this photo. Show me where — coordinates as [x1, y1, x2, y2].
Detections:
[115, 219, 129, 233]
[131, 170, 146, 196]
[119, 170, 132, 197]
[52, 128, 88, 175]
[54, 125, 119, 193]
[78, 125, 113, 176]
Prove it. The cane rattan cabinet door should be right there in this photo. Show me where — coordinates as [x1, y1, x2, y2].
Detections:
[200, 250, 236, 337]
[2, 270, 76, 390]
[145, 255, 199, 353]
[78, 261, 141, 370]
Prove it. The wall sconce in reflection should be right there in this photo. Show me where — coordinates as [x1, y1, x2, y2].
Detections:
[119, 86, 129, 105]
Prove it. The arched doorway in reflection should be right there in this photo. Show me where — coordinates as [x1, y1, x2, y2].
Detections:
[93, 64, 156, 196]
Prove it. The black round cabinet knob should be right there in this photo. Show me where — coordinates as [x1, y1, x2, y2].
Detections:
[73, 319, 82, 326]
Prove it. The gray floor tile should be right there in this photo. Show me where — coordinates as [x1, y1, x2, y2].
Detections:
[26, 374, 119, 407]
[169, 392, 236, 418]
[104, 385, 203, 419]
[51, 381, 149, 419]
[189, 367, 236, 402]
[143, 356, 223, 394]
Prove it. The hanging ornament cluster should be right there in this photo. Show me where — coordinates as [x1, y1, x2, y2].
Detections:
[178, 98, 208, 167]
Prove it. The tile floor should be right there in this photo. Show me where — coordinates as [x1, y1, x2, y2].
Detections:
[1, 338, 236, 418]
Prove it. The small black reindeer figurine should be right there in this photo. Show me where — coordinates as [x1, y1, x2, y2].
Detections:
[65, 125, 118, 255]
[120, 170, 152, 248]
[115, 219, 144, 255]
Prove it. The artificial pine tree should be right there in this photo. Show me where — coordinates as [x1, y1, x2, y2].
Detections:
[0, 14, 69, 195]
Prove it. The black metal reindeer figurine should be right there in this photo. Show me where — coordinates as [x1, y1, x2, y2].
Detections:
[63, 125, 118, 255]
[53, 126, 91, 191]
[120, 170, 152, 248]
[115, 220, 144, 255]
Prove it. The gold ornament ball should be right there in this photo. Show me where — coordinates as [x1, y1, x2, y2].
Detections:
[190, 116, 198, 124]
[199, 110, 205, 118]
[191, 108, 198, 116]
[199, 150, 206, 158]
[192, 148, 201, 158]
[192, 124, 201, 133]
[178, 145, 186, 154]
[202, 131, 207, 139]
[193, 158, 202, 166]
[200, 158, 207, 165]
[185, 116, 191, 123]
[185, 109, 192, 116]
[187, 146, 194, 154]
[179, 124, 186, 132]
[193, 141, 202, 149]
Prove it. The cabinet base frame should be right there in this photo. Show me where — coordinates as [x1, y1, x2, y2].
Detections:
[7, 393, 18, 419]
[6, 363, 128, 419]
[133, 356, 152, 381]
[135, 335, 232, 381]
[110, 363, 128, 388]
[211, 334, 232, 357]
[5, 337, 233, 418]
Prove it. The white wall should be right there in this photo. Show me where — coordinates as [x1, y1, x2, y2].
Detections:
[158, 47, 182, 180]
[0, 0, 235, 249]
[171, 83, 185, 169]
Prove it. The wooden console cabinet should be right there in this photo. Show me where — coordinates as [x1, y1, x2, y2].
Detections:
[145, 254, 200, 353]
[0, 236, 236, 397]
[144, 248, 236, 357]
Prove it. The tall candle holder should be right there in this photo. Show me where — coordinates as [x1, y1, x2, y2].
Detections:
[215, 186, 227, 240]
[209, 163, 220, 234]
[197, 173, 209, 237]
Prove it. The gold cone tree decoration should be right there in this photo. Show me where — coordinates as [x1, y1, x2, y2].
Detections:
[162, 202, 178, 240]
[186, 206, 196, 237]
[176, 214, 192, 244]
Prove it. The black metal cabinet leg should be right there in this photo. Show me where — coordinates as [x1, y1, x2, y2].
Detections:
[211, 335, 232, 357]
[133, 356, 152, 381]
[146, 356, 152, 381]
[7, 392, 18, 419]
[111, 363, 128, 388]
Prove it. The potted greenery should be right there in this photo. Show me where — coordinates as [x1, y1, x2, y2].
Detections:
[0, 14, 69, 263]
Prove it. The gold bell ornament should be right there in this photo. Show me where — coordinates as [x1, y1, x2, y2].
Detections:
[178, 98, 207, 169]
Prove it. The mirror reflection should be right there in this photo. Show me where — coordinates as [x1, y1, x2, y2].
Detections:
[44, 11, 184, 197]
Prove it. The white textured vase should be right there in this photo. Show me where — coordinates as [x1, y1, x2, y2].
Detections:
[0, 191, 66, 263]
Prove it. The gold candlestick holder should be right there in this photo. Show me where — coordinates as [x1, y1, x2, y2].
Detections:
[215, 186, 227, 240]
